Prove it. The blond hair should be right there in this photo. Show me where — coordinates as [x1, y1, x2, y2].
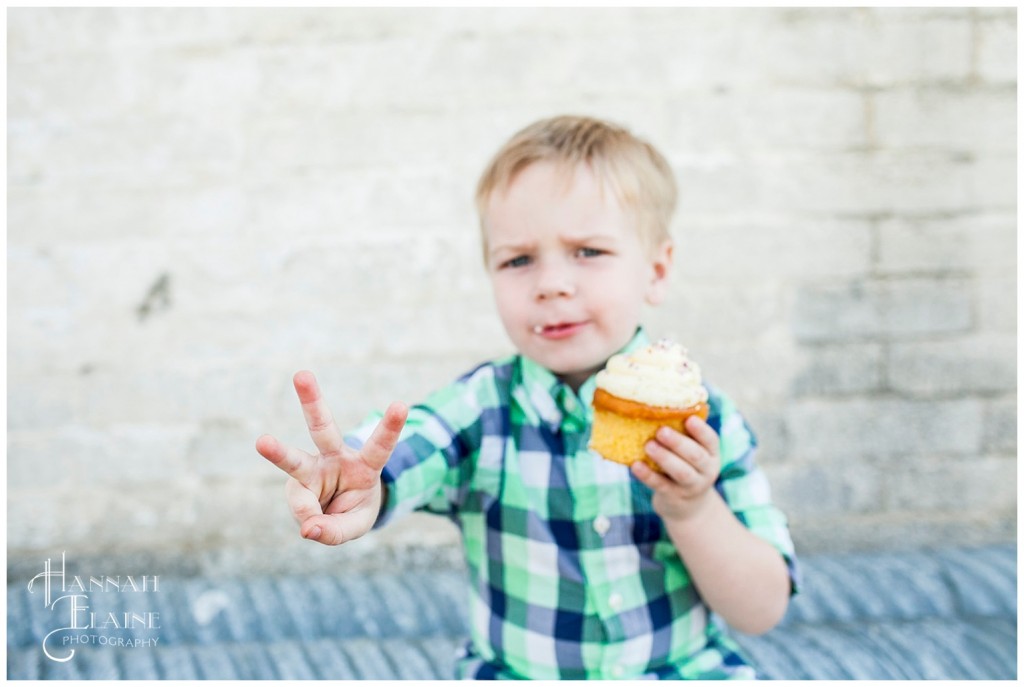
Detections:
[475, 115, 677, 260]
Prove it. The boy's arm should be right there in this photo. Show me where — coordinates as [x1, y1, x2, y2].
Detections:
[655, 477, 790, 635]
[632, 417, 793, 635]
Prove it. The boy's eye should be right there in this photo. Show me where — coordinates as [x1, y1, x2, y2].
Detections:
[501, 255, 532, 269]
[576, 247, 605, 258]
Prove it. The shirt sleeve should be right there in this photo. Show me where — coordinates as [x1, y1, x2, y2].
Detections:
[342, 362, 500, 529]
[708, 385, 802, 595]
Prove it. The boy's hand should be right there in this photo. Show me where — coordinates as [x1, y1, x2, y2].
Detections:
[255, 370, 408, 546]
[630, 415, 721, 523]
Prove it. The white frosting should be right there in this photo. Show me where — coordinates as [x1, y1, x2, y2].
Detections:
[595, 339, 708, 408]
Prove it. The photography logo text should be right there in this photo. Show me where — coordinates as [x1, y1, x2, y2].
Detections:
[27, 552, 162, 662]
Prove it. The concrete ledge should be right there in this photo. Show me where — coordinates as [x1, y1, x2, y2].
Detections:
[7, 544, 1016, 680]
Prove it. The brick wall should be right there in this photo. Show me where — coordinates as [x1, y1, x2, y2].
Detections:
[7, 7, 1016, 572]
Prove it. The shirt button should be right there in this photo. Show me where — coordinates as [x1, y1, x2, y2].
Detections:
[608, 592, 623, 611]
[593, 515, 611, 537]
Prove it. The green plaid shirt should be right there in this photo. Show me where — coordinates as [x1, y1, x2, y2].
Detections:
[346, 330, 799, 679]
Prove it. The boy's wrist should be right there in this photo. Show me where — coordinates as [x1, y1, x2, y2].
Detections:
[657, 489, 722, 531]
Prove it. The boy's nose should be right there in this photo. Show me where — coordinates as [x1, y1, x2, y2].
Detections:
[534, 263, 576, 300]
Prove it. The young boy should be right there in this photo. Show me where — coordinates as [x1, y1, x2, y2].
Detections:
[255, 115, 799, 679]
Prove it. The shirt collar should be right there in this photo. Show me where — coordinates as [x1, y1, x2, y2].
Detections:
[514, 327, 651, 433]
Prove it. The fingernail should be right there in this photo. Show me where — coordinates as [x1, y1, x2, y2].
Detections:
[306, 526, 322, 540]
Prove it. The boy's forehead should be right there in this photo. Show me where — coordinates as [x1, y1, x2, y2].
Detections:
[480, 159, 656, 257]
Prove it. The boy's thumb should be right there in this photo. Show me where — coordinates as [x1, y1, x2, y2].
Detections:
[301, 514, 360, 546]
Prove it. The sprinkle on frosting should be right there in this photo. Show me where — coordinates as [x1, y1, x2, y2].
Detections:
[595, 339, 708, 408]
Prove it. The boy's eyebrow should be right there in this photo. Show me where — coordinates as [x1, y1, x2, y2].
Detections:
[562, 232, 619, 244]
[489, 240, 536, 255]
[488, 232, 621, 256]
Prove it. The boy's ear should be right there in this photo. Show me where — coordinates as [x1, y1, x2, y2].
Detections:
[644, 239, 674, 306]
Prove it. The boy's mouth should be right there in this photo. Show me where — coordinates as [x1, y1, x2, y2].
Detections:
[533, 321, 587, 339]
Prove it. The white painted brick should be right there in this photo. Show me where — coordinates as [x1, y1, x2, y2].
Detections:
[876, 213, 1016, 275]
[962, 154, 1018, 210]
[982, 396, 1016, 454]
[674, 217, 872, 279]
[674, 331, 801, 403]
[7, 489, 70, 552]
[769, 462, 885, 517]
[737, 405, 788, 463]
[740, 9, 972, 88]
[655, 279, 787, 341]
[8, 484, 199, 552]
[76, 365, 281, 427]
[436, 7, 655, 36]
[79, 484, 201, 550]
[675, 151, 1012, 217]
[226, 7, 650, 48]
[415, 30, 664, 102]
[976, 273, 1017, 333]
[9, 8, 236, 61]
[884, 456, 1017, 514]
[792, 512, 1013, 554]
[7, 184, 250, 244]
[7, 375, 80, 430]
[6, 7, 1016, 559]
[7, 431, 76, 489]
[668, 87, 868, 153]
[793, 278, 973, 342]
[195, 478, 298, 545]
[791, 343, 885, 396]
[7, 52, 136, 122]
[888, 335, 1016, 397]
[73, 424, 195, 486]
[858, 11, 973, 85]
[11, 116, 245, 190]
[873, 87, 1015, 153]
[786, 397, 983, 461]
[659, 9, 873, 89]
[975, 12, 1017, 84]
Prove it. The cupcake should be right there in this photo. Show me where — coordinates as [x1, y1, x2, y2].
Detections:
[589, 339, 709, 471]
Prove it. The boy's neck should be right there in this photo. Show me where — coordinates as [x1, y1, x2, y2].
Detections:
[557, 368, 599, 395]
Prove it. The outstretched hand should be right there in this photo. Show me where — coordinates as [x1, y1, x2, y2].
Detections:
[255, 370, 408, 545]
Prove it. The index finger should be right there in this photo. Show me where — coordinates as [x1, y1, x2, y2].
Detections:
[255, 434, 318, 485]
[293, 370, 345, 457]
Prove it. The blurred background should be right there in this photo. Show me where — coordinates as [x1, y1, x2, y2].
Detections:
[7, 7, 1016, 578]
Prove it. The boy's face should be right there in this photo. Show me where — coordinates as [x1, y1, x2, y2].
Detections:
[483, 161, 673, 391]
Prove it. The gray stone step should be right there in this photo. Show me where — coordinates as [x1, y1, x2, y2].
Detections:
[6, 636, 466, 680]
[738, 615, 1017, 680]
[7, 615, 1015, 680]
[8, 569, 470, 649]
[776, 543, 1016, 626]
[7, 544, 1016, 679]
